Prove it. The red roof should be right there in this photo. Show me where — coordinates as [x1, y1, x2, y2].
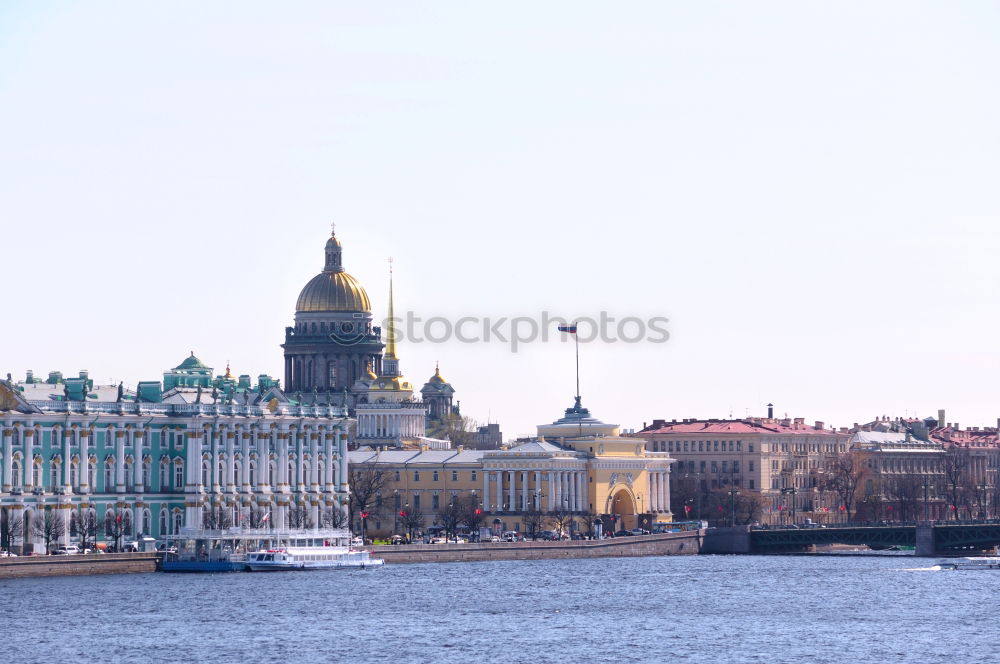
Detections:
[637, 419, 844, 436]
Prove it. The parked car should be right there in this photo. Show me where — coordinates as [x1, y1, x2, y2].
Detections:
[487, 535, 501, 542]
[613, 530, 633, 537]
[0, 550, 16, 557]
[539, 530, 560, 541]
[54, 545, 80, 555]
[501, 531, 518, 542]
[629, 528, 651, 536]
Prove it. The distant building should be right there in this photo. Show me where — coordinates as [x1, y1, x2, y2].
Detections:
[0, 357, 350, 553]
[638, 411, 852, 525]
[350, 396, 673, 537]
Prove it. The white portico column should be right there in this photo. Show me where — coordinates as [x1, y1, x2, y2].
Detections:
[575, 472, 584, 511]
[507, 471, 515, 512]
[661, 472, 670, 513]
[62, 429, 72, 492]
[649, 473, 657, 512]
[2, 428, 12, 492]
[482, 470, 490, 512]
[494, 471, 502, 511]
[547, 471, 555, 511]
[226, 430, 236, 493]
[533, 471, 541, 509]
[520, 471, 528, 512]
[115, 429, 126, 493]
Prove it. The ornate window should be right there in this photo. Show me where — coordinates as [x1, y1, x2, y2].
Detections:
[174, 461, 184, 489]
[11, 461, 20, 489]
[172, 511, 182, 534]
[142, 509, 151, 535]
[159, 509, 168, 535]
[201, 462, 209, 486]
[33, 461, 43, 486]
[70, 461, 79, 487]
[142, 460, 151, 487]
[104, 460, 114, 491]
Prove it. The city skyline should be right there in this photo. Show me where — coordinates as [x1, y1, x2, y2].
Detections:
[3, 3, 999, 437]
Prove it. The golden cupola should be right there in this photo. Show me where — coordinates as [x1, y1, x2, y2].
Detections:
[295, 229, 371, 313]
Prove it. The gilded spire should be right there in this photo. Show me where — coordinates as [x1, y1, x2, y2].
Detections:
[385, 257, 397, 360]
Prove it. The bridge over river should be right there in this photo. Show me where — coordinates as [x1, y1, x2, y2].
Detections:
[702, 522, 1000, 556]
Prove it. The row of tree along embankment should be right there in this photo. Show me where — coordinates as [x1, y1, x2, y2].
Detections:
[0, 552, 159, 579]
[371, 531, 703, 564]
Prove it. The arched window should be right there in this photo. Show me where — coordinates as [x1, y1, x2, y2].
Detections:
[317, 462, 324, 484]
[174, 461, 184, 489]
[104, 460, 113, 491]
[201, 462, 209, 486]
[50, 462, 60, 488]
[269, 462, 276, 486]
[123, 461, 133, 490]
[172, 511, 182, 534]
[70, 461, 79, 487]
[87, 461, 96, 489]
[142, 509, 151, 535]
[142, 460, 151, 488]
[233, 461, 241, 487]
[302, 461, 311, 486]
[33, 461, 43, 487]
[160, 461, 170, 490]
[11, 461, 21, 489]
[158, 509, 168, 536]
[218, 461, 225, 487]
[249, 461, 256, 487]
[288, 462, 296, 487]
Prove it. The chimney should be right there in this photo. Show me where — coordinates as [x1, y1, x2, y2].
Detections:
[938, 409, 945, 428]
[814, 421, 824, 430]
[26, 369, 33, 382]
[767, 403, 774, 419]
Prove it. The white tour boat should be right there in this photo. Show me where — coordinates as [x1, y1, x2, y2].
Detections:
[936, 556, 1000, 570]
[244, 528, 384, 571]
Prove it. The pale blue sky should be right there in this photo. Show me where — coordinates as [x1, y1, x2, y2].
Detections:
[2, 2, 998, 437]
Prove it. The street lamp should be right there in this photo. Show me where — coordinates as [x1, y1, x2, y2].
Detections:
[921, 482, 932, 522]
[728, 488, 740, 528]
[781, 487, 797, 525]
[977, 484, 989, 521]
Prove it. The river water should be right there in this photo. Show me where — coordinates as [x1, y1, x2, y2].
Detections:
[2, 554, 991, 663]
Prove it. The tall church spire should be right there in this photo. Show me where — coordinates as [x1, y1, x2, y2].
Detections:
[385, 257, 397, 361]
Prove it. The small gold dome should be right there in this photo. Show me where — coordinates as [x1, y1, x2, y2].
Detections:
[295, 271, 371, 313]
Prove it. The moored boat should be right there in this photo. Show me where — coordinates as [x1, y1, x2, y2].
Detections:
[936, 556, 1000, 570]
[244, 529, 383, 571]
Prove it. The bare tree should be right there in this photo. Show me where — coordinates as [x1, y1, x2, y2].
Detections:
[399, 507, 425, 542]
[201, 506, 234, 530]
[547, 507, 575, 538]
[522, 506, 545, 539]
[104, 508, 131, 551]
[735, 493, 765, 526]
[453, 493, 485, 540]
[942, 447, 969, 521]
[349, 463, 388, 533]
[886, 474, 924, 522]
[287, 504, 314, 529]
[436, 498, 463, 540]
[0, 508, 23, 552]
[70, 509, 97, 551]
[32, 510, 66, 553]
[319, 505, 348, 529]
[247, 505, 270, 529]
[825, 456, 864, 522]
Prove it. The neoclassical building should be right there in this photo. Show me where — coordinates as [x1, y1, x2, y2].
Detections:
[282, 228, 386, 394]
[349, 397, 674, 535]
[0, 358, 350, 553]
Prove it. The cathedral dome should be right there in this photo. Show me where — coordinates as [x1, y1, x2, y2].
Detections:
[295, 228, 371, 313]
[295, 271, 371, 313]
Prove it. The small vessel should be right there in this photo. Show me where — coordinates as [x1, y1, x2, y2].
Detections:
[245, 529, 383, 571]
[936, 556, 1000, 570]
[160, 528, 249, 573]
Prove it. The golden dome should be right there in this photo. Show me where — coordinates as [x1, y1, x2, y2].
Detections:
[295, 271, 371, 313]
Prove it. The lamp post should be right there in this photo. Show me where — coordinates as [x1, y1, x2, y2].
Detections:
[781, 487, 797, 525]
[392, 489, 399, 536]
[977, 484, 989, 521]
[728, 488, 740, 528]
[921, 482, 932, 522]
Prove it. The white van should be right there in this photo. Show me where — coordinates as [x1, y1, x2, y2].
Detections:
[55, 545, 80, 555]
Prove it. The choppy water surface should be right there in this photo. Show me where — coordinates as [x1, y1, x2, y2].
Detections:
[2, 554, 993, 663]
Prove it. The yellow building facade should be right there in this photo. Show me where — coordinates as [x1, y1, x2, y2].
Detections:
[349, 398, 674, 536]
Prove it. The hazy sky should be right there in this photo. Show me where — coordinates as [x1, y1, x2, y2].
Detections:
[2, 2, 998, 437]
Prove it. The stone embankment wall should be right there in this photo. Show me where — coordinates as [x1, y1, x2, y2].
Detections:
[0, 552, 159, 579]
[371, 531, 702, 564]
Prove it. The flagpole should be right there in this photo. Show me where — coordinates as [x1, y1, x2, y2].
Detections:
[574, 321, 580, 401]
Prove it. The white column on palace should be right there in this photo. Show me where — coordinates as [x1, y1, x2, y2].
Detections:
[115, 429, 126, 492]
[494, 471, 502, 510]
[482, 471, 490, 512]
[547, 470, 555, 511]
[575, 471, 584, 511]
[507, 470, 515, 511]
[533, 471, 541, 509]
[520, 471, 528, 512]
[2, 428, 12, 492]
[62, 429, 73, 492]
[133, 432, 144, 492]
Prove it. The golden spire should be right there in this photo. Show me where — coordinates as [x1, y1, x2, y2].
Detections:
[385, 257, 397, 360]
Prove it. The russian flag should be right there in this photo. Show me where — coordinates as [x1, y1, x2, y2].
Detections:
[557, 325, 577, 334]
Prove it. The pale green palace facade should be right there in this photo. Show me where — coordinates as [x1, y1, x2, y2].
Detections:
[0, 355, 351, 553]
